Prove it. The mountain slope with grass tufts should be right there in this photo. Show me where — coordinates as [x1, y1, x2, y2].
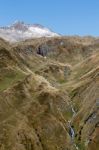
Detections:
[0, 36, 99, 150]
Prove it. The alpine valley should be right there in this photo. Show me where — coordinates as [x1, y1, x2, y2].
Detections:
[0, 21, 99, 150]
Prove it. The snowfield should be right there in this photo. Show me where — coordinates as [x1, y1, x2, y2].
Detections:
[0, 21, 60, 42]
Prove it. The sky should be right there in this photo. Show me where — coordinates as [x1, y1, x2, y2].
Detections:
[0, 0, 99, 36]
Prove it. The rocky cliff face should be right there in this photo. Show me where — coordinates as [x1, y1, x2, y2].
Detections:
[0, 36, 99, 150]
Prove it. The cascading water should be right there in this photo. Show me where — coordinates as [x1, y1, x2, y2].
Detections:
[68, 105, 79, 150]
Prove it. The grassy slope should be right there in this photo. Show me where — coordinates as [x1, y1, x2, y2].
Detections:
[0, 37, 99, 150]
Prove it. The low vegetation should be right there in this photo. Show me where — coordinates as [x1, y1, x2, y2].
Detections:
[0, 36, 99, 150]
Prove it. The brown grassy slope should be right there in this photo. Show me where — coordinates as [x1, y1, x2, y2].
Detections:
[0, 37, 99, 150]
[0, 38, 73, 150]
[0, 73, 73, 150]
[66, 51, 99, 150]
[13, 36, 97, 65]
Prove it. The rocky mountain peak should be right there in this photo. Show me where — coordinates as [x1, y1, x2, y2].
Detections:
[11, 21, 28, 31]
[0, 21, 60, 42]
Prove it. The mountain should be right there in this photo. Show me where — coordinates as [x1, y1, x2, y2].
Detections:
[0, 36, 99, 150]
[0, 21, 59, 42]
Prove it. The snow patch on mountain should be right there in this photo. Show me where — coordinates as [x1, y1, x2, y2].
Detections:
[0, 21, 60, 42]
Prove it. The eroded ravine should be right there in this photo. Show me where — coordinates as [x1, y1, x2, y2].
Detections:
[68, 104, 79, 150]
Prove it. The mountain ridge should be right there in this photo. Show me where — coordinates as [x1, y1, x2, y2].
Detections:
[0, 21, 60, 42]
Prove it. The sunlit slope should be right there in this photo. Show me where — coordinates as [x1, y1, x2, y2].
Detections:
[0, 37, 98, 150]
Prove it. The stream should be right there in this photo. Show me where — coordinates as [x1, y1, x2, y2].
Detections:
[68, 105, 79, 150]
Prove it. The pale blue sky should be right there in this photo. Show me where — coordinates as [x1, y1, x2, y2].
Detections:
[0, 0, 99, 36]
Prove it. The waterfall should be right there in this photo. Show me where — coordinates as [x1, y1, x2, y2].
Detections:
[67, 104, 79, 150]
